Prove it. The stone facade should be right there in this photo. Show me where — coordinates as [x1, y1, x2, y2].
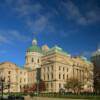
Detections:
[0, 39, 94, 93]
[41, 48, 94, 92]
[0, 62, 28, 92]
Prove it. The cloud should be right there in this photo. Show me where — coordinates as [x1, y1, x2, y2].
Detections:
[3, 0, 55, 34]
[0, 35, 11, 44]
[0, 29, 30, 45]
[86, 10, 100, 24]
[61, 0, 86, 24]
[15, 2, 42, 17]
[3, 0, 42, 17]
[2, 0, 100, 28]
[26, 14, 50, 33]
[60, 29, 78, 38]
[9, 30, 30, 41]
[61, 0, 100, 25]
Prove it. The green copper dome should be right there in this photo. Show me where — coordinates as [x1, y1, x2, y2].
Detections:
[27, 45, 42, 53]
[27, 38, 43, 53]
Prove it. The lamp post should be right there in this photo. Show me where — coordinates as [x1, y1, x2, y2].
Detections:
[8, 79, 10, 95]
[0, 76, 5, 99]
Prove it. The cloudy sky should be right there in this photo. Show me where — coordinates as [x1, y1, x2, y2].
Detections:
[0, 0, 100, 66]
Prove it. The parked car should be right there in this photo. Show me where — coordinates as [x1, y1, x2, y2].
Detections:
[8, 95, 24, 100]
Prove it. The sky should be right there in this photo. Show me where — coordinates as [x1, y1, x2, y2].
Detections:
[0, 0, 100, 66]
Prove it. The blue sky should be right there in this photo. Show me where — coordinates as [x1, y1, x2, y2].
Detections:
[0, 0, 100, 66]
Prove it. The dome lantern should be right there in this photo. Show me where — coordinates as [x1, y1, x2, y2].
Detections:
[32, 38, 37, 46]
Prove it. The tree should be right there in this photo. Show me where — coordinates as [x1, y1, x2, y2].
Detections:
[38, 80, 46, 92]
[23, 80, 46, 93]
[94, 73, 100, 94]
[65, 78, 83, 94]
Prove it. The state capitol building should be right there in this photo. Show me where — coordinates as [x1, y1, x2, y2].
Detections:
[0, 39, 94, 93]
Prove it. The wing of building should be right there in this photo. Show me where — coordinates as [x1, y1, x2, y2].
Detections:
[91, 48, 100, 92]
[0, 39, 94, 93]
[0, 62, 28, 92]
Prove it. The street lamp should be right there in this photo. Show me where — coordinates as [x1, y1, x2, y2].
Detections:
[8, 79, 11, 95]
[0, 76, 5, 99]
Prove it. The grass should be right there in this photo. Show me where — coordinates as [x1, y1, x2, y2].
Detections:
[1, 92, 100, 99]
[38, 93, 100, 99]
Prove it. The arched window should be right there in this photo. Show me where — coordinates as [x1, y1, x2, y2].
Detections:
[59, 83, 61, 88]
[67, 75, 68, 80]
[59, 74, 61, 79]
[63, 74, 65, 79]
[32, 58, 34, 62]
[37, 59, 39, 63]
[59, 66, 61, 70]
[51, 73, 53, 79]
[48, 74, 49, 80]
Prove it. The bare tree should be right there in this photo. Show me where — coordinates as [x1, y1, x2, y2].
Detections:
[65, 78, 83, 94]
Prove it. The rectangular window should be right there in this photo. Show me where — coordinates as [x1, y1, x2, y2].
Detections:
[51, 73, 53, 79]
[32, 58, 34, 62]
[63, 74, 65, 79]
[59, 74, 61, 79]
[67, 75, 68, 80]
[59, 83, 61, 88]
[59, 66, 61, 70]
[8, 71, 11, 74]
[38, 59, 39, 63]
[48, 74, 49, 80]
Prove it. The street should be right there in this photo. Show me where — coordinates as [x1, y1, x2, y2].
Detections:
[30, 97, 90, 100]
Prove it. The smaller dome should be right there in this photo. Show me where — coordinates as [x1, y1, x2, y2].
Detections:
[80, 56, 87, 60]
[97, 49, 100, 52]
[42, 44, 49, 52]
[92, 49, 100, 57]
[53, 45, 62, 51]
[32, 38, 37, 46]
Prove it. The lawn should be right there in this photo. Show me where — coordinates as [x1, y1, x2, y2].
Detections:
[38, 93, 100, 100]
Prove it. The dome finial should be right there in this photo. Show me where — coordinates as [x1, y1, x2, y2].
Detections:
[32, 38, 37, 46]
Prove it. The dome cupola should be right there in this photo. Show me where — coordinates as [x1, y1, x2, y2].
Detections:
[32, 38, 37, 46]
